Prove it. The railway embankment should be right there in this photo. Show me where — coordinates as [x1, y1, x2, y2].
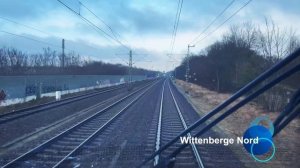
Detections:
[174, 79, 300, 168]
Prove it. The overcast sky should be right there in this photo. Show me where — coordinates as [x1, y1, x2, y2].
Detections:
[0, 0, 299, 71]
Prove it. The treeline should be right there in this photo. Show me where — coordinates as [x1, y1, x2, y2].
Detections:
[175, 20, 300, 111]
[0, 47, 158, 77]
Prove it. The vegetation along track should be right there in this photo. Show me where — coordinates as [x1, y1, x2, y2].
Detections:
[1, 79, 160, 168]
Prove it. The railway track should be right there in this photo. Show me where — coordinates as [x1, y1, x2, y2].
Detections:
[1, 79, 159, 168]
[146, 79, 204, 168]
[1, 79, 246, 167]
[0, 80, 147, 125]
[49, 79, 165, 168]
[167, 81, 245, 168]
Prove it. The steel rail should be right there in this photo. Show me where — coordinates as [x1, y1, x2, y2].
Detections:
[52, 80, 159, 168]
[139, 47, 300, 166]
[153, 80, 166, 166]
[168, 64, 300, 158]
[0, 85, 123, 124]
[0, 80, 149, 125]
[1, 80, 158, 168]
[168, 81, 204, 168]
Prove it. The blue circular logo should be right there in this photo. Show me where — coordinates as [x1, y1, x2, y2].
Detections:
[243, 125, 272, 155]
[251, 138, 276, 162]
[243, 116, 276, 162]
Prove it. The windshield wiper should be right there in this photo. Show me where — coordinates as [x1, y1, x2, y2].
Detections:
[138, 47, 300, 168]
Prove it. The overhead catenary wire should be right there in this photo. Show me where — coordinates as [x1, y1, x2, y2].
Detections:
[139, 47, 300, 167]
[193, 0, 253, 45]
[0, 15, 75, 52]
[0, 15, 103, 55]
[78, 1, 130, 47]
[0, 2, 153, 72]
[76, 0, 142, 77]
[170, 0, 181, 51]
[189, 0, 236, 45]
[79, 1, 119, 41]
[57, 0, 131, 51]
[0, 30, 72, 51]
[0, 16, 55, 37]
[0, 21, 117, 67]
[170, 0, 184, 55]
[56, 0, 114, 44]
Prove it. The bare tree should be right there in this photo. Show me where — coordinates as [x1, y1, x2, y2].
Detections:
[242, 22, 257, 49]
[0, 47, 8, 68]
[287, 31, 300, 54]
[42, 47, 57, 66]
[226, 22, 257, 49]
[257, 18, 299, 61]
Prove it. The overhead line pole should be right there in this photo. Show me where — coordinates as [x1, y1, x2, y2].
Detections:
[186, 44, 195, 83]
[129, 50, 133, 83]
[116, 51, 149, 84]
[62, 39, 65, 68]
[0, 30, 63, 50]
[0, 15, 114, 54]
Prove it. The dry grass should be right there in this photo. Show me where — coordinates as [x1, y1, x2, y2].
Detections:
[175, 79, 300, 168]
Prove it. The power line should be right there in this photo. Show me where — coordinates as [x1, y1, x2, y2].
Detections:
[0, 30, 68, 50]
[79, 1, 119, 40]
[0, 16, 72, 55]
[1, 30, 72, 68]
[0, 15, 100, 55]
[0, 17, 106, 56]
[170, 0, 181, 51]
[189, 0, 235, 45]
[0, 6, 131, 69]
[193, 0, 253, 45]
[56, 0, 113, 43]
[79, 1, 130, 47]
[0, 16, 81, 54]
[57, 0, 130, 50]
[0, 15, 105, 54]
[171, 0, 183, 53]
[170, 0, 184, 55]
[0, 16, 55, 37]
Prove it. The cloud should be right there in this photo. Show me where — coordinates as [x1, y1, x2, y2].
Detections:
[0, 32, 124, 60]
[0, 0, 299, 71]
[0, 0, 57, 19]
